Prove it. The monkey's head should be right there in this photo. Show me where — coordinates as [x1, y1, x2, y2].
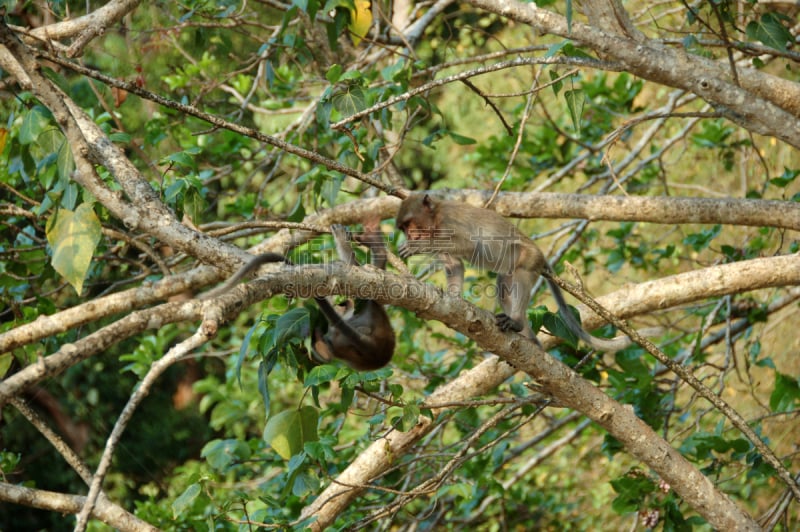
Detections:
[396, 193, 438, 240]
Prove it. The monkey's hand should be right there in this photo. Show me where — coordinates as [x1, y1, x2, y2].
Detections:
[495, 313, 524, 333]
[398, 240, 433, 259]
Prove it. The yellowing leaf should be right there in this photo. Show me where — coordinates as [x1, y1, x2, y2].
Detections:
[46, 204, 102, 295]
[262, 406, 319, 460]
[349, 0, 372, 46]
[0, 353, 12, 379]
[0, 127, 8, 154]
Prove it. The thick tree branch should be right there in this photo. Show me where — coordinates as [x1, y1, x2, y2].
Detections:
[463, 0, 800, 147]
[0, 482, 155, 532]
[298, 253, 800, 529]
[1, 244, 796, 527]
[451, 190, 800, 231]
[17, 0, 142, 46]
[1, 189, 793, 355]
[548, 269, 800, 503]
[0, 196, 399, 355]
[0, 300, 201, 406]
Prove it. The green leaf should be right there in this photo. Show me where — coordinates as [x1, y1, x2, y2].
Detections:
[769, 168, 799, 188]
[201, 438, 252, 471]
[381, 58, 407, 83]
[37, 128, 63, 153]
[679, 432, 750, 460]
[19, 106, 51, 145]
[401, 403, 420, 431]
[446, 130, 477, 145]
[331, 85, 366, 118]
[691, 119, 733, 147]
[236, 320, 261, 387]
[305, 364, 339, 387]
[391, 403, 420, 432]
[0, 353, 12, 379]
[610, 472, 655, 514]
[770, 372, 800, 412]
[682, 225, 720, 252]
[108, 132, 132, 143]
[46, 203, 102, 295]
[172, 483, 201, 518]
[543, 308, 579, 346]
[274, 307, 311, 346]
[263, 406, 319, 460]
[326, 64, 343, 83]
[287, 197, 306, 222]
[545, 40, 571, 59]
[56, 137, 75, 182]
[564, 89, 585, 133]
[258, 359, 270, 417]
[548, 69, 564, 96]
[565, 0, 572, 33]
[321, 172, 343, 207]
[164, 150, 197, 170]
[746, 12, 792, 51]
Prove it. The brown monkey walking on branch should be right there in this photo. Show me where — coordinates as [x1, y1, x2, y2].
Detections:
[203, 223, 395, 370]
[396, 192, 652, 351]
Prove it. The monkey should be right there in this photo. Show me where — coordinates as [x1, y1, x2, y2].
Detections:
[202, 224, 395, 370]
[395, 192, 651, 351]
[311, 223, 395, 370]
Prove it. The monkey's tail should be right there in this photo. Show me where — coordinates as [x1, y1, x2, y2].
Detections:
[542, 270, 656, 352]
[200, 252, 286, 299]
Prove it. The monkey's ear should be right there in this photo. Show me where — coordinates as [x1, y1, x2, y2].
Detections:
[422, 193, 435, 210]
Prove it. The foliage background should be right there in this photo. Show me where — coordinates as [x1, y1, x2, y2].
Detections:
[0, 0, 799, 530]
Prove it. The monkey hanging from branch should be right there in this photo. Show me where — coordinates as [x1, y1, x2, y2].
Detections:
[203, 222, 395, 370]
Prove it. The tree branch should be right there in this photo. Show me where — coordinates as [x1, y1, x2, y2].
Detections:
[74, 329, 212, 531]
[298, 253, 799, 529]
[463, 0, 800, 147]
[8, 398, 158, 531]
[547, 268, 800, 503]
[0, 482, 155, 532]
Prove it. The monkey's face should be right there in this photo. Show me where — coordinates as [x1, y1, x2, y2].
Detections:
[396, 193, 437, 240]
[399, 219, 434, 241]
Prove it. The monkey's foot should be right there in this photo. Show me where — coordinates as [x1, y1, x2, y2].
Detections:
[330, 224, 349, 240]
[496, 313, 524, 333]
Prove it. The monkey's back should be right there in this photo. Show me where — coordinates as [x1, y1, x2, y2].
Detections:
[437, 199, 539, 275]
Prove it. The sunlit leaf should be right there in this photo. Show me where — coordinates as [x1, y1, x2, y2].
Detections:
[263, 406, 319, 459]
[56, 137, 75, 181]
[46, 203, 102, 295]
[348, 0, 372, 46]
[0, 354, 12, 379]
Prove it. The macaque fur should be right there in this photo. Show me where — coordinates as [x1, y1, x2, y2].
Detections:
[203, 224, 395, 370]
[396, 193, 639, 351]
